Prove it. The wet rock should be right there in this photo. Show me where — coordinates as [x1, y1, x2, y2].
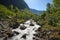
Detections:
[33, 37, 35, 39]
[20, 26, 26, 30]
[30, 24, 34, 26]
[33, 34, 39, 37]
[6, 33, 14, 38]
[21, 34, 27, 39]
[3, 37, 7, 40]
[14, 31, 19, 35]
[10, 22, 20, 29]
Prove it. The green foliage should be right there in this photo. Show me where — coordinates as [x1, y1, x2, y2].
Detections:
[0, 4, 16, 20]
[0, 4, 41, 28]
[39, 0, 60, 28]
[53, 0, 60, 8]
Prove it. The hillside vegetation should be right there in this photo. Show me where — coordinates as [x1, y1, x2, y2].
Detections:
[39, 0, 60, 29]
[0, 0, 60, 30]
[0, 4, 40, 29]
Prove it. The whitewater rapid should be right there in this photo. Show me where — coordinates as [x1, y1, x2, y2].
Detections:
[7, 19, 41, 40]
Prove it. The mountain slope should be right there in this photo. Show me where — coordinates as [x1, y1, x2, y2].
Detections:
[30, 9, 44, 14]
[0, 0, 29, 9]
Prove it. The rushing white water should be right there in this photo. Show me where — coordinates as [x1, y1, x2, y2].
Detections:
[11, 19, 41, 40]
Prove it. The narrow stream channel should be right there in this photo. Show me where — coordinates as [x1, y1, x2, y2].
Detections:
[11, 19, 40, 40]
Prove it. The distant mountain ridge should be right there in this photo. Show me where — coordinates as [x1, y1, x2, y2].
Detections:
[0, 0, 44, 14]
[0, 0, 29, 9]
[30, 9, 44, 14]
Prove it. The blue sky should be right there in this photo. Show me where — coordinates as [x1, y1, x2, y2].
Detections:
[24, 0, 53, 11]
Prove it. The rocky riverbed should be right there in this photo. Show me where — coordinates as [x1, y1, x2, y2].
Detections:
[0, 19, 60, 40]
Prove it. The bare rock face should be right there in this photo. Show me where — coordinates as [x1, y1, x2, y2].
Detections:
[0, 21, 9, 29]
